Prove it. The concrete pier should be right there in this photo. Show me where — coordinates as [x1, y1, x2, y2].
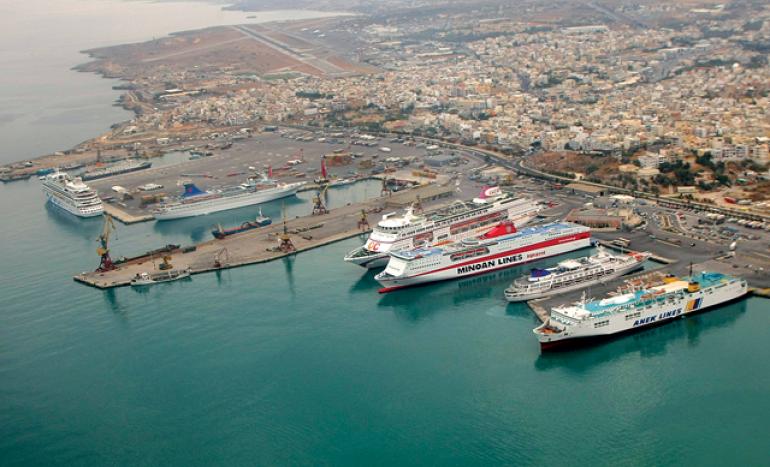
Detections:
[74, 184, 455, 288]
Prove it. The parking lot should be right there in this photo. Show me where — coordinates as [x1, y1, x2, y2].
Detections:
[86, 129, 490, 219]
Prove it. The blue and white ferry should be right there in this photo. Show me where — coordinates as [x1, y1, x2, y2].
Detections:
[534, 272, 748, 350]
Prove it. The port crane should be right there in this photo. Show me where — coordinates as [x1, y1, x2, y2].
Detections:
[96, 213, 117, 272]
[278, 203, 296, 253]
[380, 177, 391, 197]
[312, 183, 329, 215]
[213, 247, 229, 268]
[358, 209, 369, 231]
[413, 195, 423, 213]
[159, 255, 174, 270]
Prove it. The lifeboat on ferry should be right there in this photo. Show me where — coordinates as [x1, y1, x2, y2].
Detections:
[481, 221, 517, 239]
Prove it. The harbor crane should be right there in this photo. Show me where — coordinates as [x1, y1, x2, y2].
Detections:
[312, 183, 329, 215]
[358, 209, 369, 231]
[278, 203, 296, 253]
[213, 248, 229, 268]
[159, 255, 173, 270]
[413, 195, 423, 213]
[96, 213, 117, 272]
[380, 177, 391, 197]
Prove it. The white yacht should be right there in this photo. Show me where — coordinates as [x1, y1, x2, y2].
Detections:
[40, 170, 104, 217]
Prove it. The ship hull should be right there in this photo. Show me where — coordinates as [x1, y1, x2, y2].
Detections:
[377, 234, 591, 292]
[81, 162, 151, 181]
[504, 261, 644, 302]
[43, 188, 103, 218]
[155, 183, 303, 220]
[343, 247, 390, 269]
[344, 211, 538, 269]
[535, 280, 748, 350]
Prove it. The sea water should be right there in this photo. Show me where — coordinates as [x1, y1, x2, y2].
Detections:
[1, 1, 769, 465]
[1, 177, 768, 465]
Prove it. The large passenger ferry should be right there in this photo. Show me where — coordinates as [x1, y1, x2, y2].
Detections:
[154, 175, 305, 220]
[504, 247, 650, 302]
[40, 170, 104, 217]
[375, 221, 591, 291]
[533, 272, 748, 350]
[344, 186, 542, 269]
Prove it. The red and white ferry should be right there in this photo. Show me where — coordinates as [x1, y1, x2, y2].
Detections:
[375, 221, 591, 292]
[344, 187, 542, 269]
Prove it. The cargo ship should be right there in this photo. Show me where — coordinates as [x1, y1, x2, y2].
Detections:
[344, 186, 542, 269]
[154, 175, 305, 220]
[211, 211, 272, 239]
[533, 272, 748, 350]
[40, 170, 104, 217]
[375, 221, 591, 292]
[504, 247, 650, 302]
[81, 160, 152, 181]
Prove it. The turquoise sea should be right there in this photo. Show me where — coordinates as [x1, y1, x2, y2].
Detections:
[1, 1, 769, 465]
[1, 177, 769, 465]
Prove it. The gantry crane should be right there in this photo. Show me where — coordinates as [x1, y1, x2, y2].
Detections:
[96, 213, 117, 272]
[312, 183, 329, 215]
[358, 209, 369, 231]
[159, 255, 173, 270]
[413, 195, 423, 213]
[278, 203, 296, 253]
[380, 176, 391, 196]
[213, 247, 229, 268]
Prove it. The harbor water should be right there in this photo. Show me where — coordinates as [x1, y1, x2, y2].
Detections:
[1, 178, 769, 465]
[1, 1, 769, 465]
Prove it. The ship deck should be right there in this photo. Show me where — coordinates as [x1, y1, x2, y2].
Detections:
[392, 222, 580, 260]
[524, 229, 767, 323]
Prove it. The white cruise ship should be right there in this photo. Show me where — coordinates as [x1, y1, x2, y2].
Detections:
[40, 170, 104, 217]
[344, 186, 542, 269]
[534, 272, 748, 350]
[154, 176, 305, 220]
[504, 247, 650, 302]
[375, 221, 591, 292]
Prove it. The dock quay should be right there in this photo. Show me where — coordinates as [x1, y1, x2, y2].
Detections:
[594, 239, 675, 264]
[102, 203, 154, 224]
[73, 184, 455, 289]
[750, 288, 770, 299]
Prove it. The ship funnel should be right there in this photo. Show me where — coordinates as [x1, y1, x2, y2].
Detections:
[473, 185, 503, 204]
[482, 221, 517, 239]
[182, 183, 206, 197]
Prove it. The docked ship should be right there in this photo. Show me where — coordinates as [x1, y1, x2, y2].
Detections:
[40, 170, 104, 217]
[533, 271, 748, 350]
[82, 160, 152, 181]
[211, 210, 272, 239]
[375, 221, 591, 292]
[504, 247, 651, 302]
[154, 175, 305, 220]
[130, 268, 191, 286]
[344, 186, 543, 269]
